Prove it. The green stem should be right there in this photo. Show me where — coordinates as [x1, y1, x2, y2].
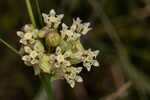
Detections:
[35, 0, 44, 27]
[25, 0, 36, 28]
[39, 74, 54, 100]
[25, 0, 54, 99]
[0, 38, 21, 56]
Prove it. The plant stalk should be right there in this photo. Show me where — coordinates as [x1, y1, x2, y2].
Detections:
[0, 38, 21, 56]
[35, 0, 44, 27]
[25, 0, 36, 28]
[39, 74, 54, 100]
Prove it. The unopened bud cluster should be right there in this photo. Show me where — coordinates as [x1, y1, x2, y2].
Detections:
[17, 9, 99, 88]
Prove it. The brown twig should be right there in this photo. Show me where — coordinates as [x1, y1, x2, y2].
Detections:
[104, 82, 132, 100]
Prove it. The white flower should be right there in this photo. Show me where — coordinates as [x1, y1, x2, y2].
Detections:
[17, 31, 24, 38]
[70, 23, 77, 32]
[28, 39, 35, 44]
[65, 78, 75, 88]
[22, 47, 39, 64]
[49, 9, 56, 22]
[82, 49, 99, 71]
[24, 25, 31, 32]
[88, 49, 99, 58]
[73, 18, 92, 35]
[73, 17, 83, 32]
[61, 23, 68, 39]
[62, 23, 68, 30]
[24, 46, 32, 53]
[42, 9, 64, 28]
[69, 80, 75, 88]
[18, 32, 34, 45]
[92, 60, 99, 66]
[56, 54, 65, 63]
[50, 47, 71, 68]
[32, 29, 38, 38]
[30, 51, 38, 58]
[75, 76, 83, 82]
[61, 23, 81, 41]
[20, 38, 27, 45]
[17, 25, 39, 45]
[64, 67, 83, 88]
[24, 33, 32, 40]
[81, 23, 92, 35]
[22, 55, 31, 61]
[22, 50, 40, 66]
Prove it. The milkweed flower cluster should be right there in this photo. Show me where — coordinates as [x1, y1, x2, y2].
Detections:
[17, 9, 99, 88]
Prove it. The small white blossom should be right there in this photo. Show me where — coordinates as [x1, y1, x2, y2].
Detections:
[64, 67, 83, 88]
[81, 23, 92, 35]
[17, 31, 24, 38]
[75, 76, 83, 82]
[24, 46, 32, 53]
[61, 23, 81, 41]
[73, 17, 83, 32]
[50, 47, 71, 68]
[20, 38, 27, 45]
[17, 26, 38, 45]
[42, 9, 64, 29]
[29, 39, 35, 44]
[66, 78, 75, 88]
[24, 24, 31, 32]
[30, 51, 38, 59]
[73, 18, 92, 35]
[82, 49, 99, 71]
[22, 55, 31, 61]
[24, 33, 32, 39]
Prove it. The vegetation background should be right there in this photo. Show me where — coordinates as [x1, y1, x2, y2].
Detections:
[0, 0, 150, 100]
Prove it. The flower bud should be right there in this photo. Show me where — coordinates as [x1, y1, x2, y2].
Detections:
[22, 24, 34, 32]
[45, 31, 61, 47]
[38, 27, 49, 38]
[38, 30, 47, 38]
[59, 40, 72, 52]
[34, 40, 45, 53]
[39, 54, 51, 73]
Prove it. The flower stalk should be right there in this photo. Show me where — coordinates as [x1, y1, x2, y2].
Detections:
[35, 0, 44, 27]
[25, 0, 36, 28]
[39, 74, 54, 100]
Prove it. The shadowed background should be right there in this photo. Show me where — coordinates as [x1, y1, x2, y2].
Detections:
[0, 0, 150, 100]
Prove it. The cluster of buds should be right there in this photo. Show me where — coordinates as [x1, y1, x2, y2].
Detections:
[17, 9, 99, 88]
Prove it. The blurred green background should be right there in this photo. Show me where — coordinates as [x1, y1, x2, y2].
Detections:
[1, 0, 150, 100]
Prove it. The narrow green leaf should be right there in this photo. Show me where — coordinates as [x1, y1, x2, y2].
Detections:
[0, 38, 21, 56]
